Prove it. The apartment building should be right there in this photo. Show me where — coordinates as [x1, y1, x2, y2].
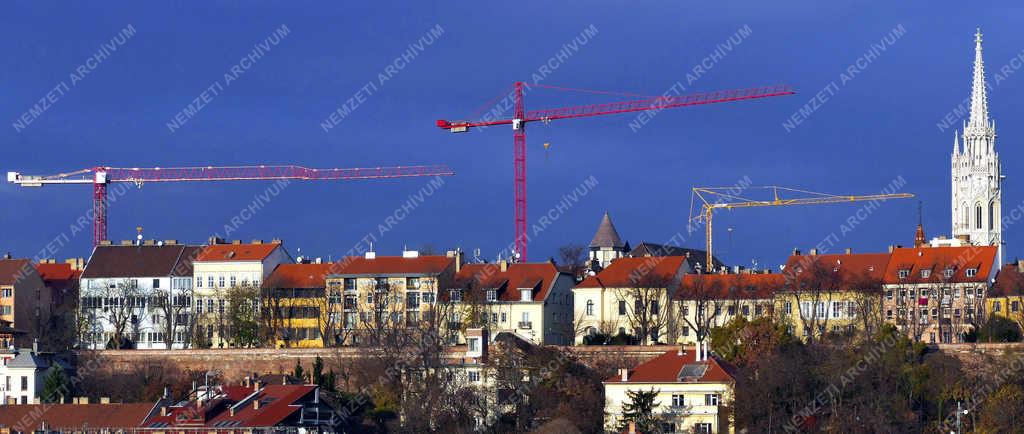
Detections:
[604, 346, 735, 433]
[325, 250, 455, 345]
[263, 262, 336, 348]
[674, 273, 783, 345]
[777, 251, 890, 341]
[882, 245, 997, 343]
[988, 261, 1024, 326]
[192, 239, 290, 348]
[450, 260, 575, 345]
[573, 256, 690, 345]
[0, 258, 48, 349]
[35, 259, 83, 350]
[79, 243, 200, 349]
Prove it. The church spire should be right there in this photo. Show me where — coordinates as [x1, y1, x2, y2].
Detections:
[968, 28, 989, 130]
[953, 131, 960, 154]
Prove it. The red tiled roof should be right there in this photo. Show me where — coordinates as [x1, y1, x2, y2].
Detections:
[264, 263, 335, 289]
[884, 246, 997, 284]
[0, 403, 155, 430]
[604, 348, 735, 384]
[0, 259, 35, 286]
[784, 252, 891, 282]
[196, 243, 282, 262]
[35, 262, 81, 292]
[329, 255, 454, 276]
[455, 262, 563, 301]
[145, 384, 316, 428]
[676, 273, 784, 300]
[577, 256, 687, 288]
[991, 264, 1024, 297]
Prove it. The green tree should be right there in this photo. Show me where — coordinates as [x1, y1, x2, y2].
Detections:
[226, 286, 260, 347]
[976, 315, 1022, 342]
[41, 366, 71, 404]
[312, 355, 324, 385]
[618, 388, 661, 433]
[293, 359, 305, 382]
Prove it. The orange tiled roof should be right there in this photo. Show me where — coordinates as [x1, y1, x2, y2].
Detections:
[0, 403, 155, 430]
[676, 273, 784, 300]
[264, 263, 336, 289]
[328, 255, 454, 276]
[784, 252, 891, 282]
[990, 264, 1024, 297]
[456, 262, 563, 301]
[604, 348, 735, 384]
[577, 256, 687, 289]
[884, 246, 997, 284]
[196, 243, 281, 262]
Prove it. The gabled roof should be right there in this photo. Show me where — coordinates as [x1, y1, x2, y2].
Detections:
[992, 263, 1024, 297]
[590, 212, 626, 248]
[0, 259, 35, 286]
[327, 255, 454, 277]
[604, 348, 735, 384]
[629, 242, 725, 270]
[455, 262, 564, 302]
[0, 403, 155, 430]
[82, 245, 200, 279]
[196, 243, 281, 262]
[884, 246, 997, 284]
[577, 256, 687, 289]
[35, 262, 79, 281]
[144, 384, 318, 428]
[676, 273, 784, 300]
[264, 263, 335, 289]
[784, 252, 891, 281]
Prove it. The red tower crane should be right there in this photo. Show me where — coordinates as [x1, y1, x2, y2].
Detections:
[7, 164, 455, 246]
[436, 82, 795, 260]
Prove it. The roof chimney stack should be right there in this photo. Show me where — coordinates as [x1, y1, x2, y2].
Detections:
[619, 368, 629, 382]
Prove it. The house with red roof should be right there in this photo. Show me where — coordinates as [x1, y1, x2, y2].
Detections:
[34, 259, 83, 350]
[987, 260, 1024, 329]
[324, 249, 456, 345]
[192, 239, 291, 348]
[674, 273, 784, 345]
[881, 245, 997, 343]
[446, 260, 575, 345]
[263, 261, 339, 348]
[573, 256, 691, 345]
[603, 346, 735, 433]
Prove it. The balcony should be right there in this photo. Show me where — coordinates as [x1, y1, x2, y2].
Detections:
[518, 321, 532, 330]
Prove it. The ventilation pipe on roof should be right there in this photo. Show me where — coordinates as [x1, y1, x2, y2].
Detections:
[619, 368, 629, 382]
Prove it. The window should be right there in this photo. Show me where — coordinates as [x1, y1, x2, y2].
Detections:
[449, 289, 461, 303]
[468, 371, 481, 382]
[1013, 301, 1020, 312]
[406, 277, 419, 290]
[694, 423, 712, 434]
[344, 278, 356, 291]
[682, 326, 690, 336]
[832, 301, 841, 318]
[501, 312, 506, 322]
[367, 293, 374, 304]
[742, 305, 750, 316]
[966, 268, 978, 277]
[152, 279, 160, 289]
[486, 290, 497, 302]
[618, 300, 627, 315]
[21, 376, 28, 391]
[218, 275, 225, 288]
[375, 277, 388, 290]
[898, 269, 910, 279]
[585, 300, 594, 316]
[847, 301, 856, 317]
[886, 309, 893, 320]
[921, 269, 931, 279]
[406, 292, 420, 309]
[207, 276, 214, 288]
[229, 274, 237, 287]
[672, 394, 684, 407]
[520, 289, 532, 301]
[468, 338, 479, 352]
[197, 276, 203, 288]
[196, 299, 203, 314]
[727, 305, 736, 316]
[651, 300, 659, 315]
[783, 301, 792, 314]
[705, 393, 719, 406]
[944, 268, 955, 279]
[976, 204, 983, 229]
[421, 292, 435, 304]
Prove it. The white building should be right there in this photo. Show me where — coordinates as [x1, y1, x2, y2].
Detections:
[951, 29, 1003, 267]
[0, 347, 72, 405]
[79, 243, 200, 349]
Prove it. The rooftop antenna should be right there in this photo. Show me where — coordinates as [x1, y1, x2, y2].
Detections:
[917, 200, 923, 226]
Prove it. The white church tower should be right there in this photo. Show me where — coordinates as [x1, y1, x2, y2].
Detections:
[951, 29, 1003, 266]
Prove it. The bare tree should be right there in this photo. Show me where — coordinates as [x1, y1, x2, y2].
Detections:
[92, 279, 141, 349]
[152, 286, 190, 349]
[782, 258, 842, 344]
[615, 273, 673, 345]
[677, 274, 727, 347]
[557, 243, 588, 281]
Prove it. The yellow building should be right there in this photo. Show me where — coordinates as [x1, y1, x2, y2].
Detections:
[192, 239, 291, 347]
[674, 273, 782, 345]
[324, 250, 455, 345]
[988, 261, 1024, 328]
[573, 256, 689, 345]
[448, 260, 575, 345]
[263, 262, 338, 348]
[604, 346, 735, 433]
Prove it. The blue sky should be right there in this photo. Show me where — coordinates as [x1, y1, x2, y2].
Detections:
[1, 1, 1021, 269]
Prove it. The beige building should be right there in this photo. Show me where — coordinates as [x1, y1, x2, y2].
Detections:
[604, 346, 735, 433]
[449, 260, 575, 345]
[0, 258, 48, 349]
[573, 256, 690, 345]
[674, 273, 782, 345]
[192, 239, 291, 347]
[325, 250, 455, 345]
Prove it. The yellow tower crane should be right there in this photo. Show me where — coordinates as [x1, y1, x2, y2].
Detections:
[689, 186, 914, 269]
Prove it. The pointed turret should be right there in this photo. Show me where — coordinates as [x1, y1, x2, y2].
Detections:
[968, 28, 989, 131]
[953, 131, 960, 155]
[590, 212, 625, 249]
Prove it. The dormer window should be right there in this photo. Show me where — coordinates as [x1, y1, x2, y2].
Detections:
[966, 268, 978, 277]
[920, 269, 931, 279]
[898, 269, 910, 279]
[449, 289, 462, 303]
[486, 290, 497, 302]
[520, 289, 532, 302]
[944, 268, 955, 279]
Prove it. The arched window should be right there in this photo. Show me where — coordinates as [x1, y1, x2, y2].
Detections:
[963, 203, 969, 229]
[585, 300, 594, 316]
[976, 203, 983, 229]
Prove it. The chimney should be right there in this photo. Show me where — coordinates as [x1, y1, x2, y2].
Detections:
[456, 249, 464, 273]
[120, 240, 133, 246]
[619, 368, 629, 382]
[100, 397, 110, 404]
[402, 249, 419, 258]
[161, 406, 168, 416]
[271, 238, 283, 244]
[365, 250, 376, 260]
[466, 328, 489, 361]
[888, 245, 895, 253]
[809, 248, 818, 255]
[845, 248, 852, 255]
[1018, 259, 1024, 273]
[232, 240, 242, 245]
[99, 240, 112, 245]
[792, 248, 801, 256]
[253, 399, 261, 410]
[244, 376, 251, 387]
[251, 239, 264, 244]
[32, 339, 38, 353]
[163, 240, 178, 245]
[500, 259, 508, 272]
